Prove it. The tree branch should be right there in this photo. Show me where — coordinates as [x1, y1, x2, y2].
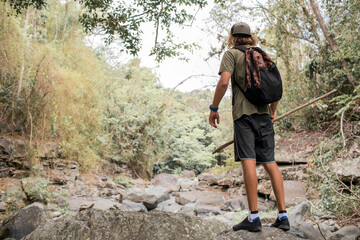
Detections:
[309, 0, 357, 89]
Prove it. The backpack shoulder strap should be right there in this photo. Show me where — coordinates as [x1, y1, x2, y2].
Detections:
[231, 45, 250, 94]
[233, 45, 248, 52]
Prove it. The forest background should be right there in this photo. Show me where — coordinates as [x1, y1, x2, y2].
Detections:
[0, 0, 359, 220]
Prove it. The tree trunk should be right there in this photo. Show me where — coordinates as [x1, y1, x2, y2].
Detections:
[299, 0, 320, 42]
[309, 0, 357, 89]
[16, 8, 30, 98]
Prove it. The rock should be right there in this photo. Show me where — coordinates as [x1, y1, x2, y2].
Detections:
[121, 200, 148, 212]
[270, 180, 307, 207]
[198, 168, 242, 187]
[37, 142, 60, 158]
[328, 225, 360, 240]
[151, 173, 181, 193]
[182, 170, 196, 178]
[258, 180, 272, 195]
[124, 186, 169, 210]
[227, 187, 246, 199]
[68, 198, 129, 211]
[274, 133, 321, 164]
[288, 202, 324, 240]
[289, 201, 311, 223]
[196, 204, 222, 216]
[0, 139, 26, 158]
[227, 195, 275, 212]
[179, 178, 197, 190]
[213, 227, 301, 239]
[23, 209, 227, 240]
[178, 203, 197, 216]
[0, 139, 12, 155]
[220, 198, 244, 212]
[330, 158, 360, 183]
[257, 165, 308, 181]
[290, 221, 324, 240]
[155, 198, 182, 213]
[0, 201, 7, 212]
[175, 191, 229, 206]
[175, 191, 197, 205]
[0, 202, 47, 240]
[0, 178, 25, 206]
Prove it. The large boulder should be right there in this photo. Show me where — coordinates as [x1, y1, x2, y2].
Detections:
[288, 202, 323, 240]
[175, 191, 230, 206]
[155, 197, 182, 213]
[121, 200, 148, 212]
[23, 208, 228, 240]
[181, 170, 196, 178]
[330, 158, 360, 183]
[124, 185, 169, 210]
[198, 168, 243, 187]
[0, 139, 26, 158]
[270, 180, 307, 207]
[151, 173, 181, 192]
[274, 132, 323, 164]
[179, 178, 198, 191]
[328, 225, 360, 240]
[220, 198, 244, 212]
[213, 227, 301, 240]
[68, 198, 129, 211]
[256, 165, 308, 181]
[220, 195, 275, 212]
[0, 202, 47, 240]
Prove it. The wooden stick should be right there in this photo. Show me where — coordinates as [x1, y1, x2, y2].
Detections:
[212, 89, 338, 154]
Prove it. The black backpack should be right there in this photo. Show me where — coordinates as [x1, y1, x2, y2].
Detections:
[232, 45, 283, 106]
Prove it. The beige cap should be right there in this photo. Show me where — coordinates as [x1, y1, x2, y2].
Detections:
[231, 22, 251, 37]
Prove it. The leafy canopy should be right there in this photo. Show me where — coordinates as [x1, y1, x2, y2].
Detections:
[3, 0, 226, 61]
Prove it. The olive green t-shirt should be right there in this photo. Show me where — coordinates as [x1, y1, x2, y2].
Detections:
[218, 46, 271, 121]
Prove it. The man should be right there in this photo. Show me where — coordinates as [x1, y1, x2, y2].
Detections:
[209, 22, 290, 232]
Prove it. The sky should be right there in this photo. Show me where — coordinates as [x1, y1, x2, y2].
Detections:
[138, 7, 221, 92]
[86, 0, 261, 92]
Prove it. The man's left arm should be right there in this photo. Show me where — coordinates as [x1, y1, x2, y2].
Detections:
[209, 71, 231, 128]
[270, 101, 279, 121]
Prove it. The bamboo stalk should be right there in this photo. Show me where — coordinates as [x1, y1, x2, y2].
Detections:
[212, 89, 338, 154]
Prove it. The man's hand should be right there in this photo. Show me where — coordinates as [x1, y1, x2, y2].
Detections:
[271, 113, 275, 124]
[209, 111, 220, 128]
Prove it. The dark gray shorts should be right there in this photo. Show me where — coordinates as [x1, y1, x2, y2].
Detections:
[234, 113, 275, 164]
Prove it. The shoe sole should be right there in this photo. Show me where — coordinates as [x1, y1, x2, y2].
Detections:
[278, 225, 290, 231]
[233, 226, 262, 232]
[271, 225, 290, 231]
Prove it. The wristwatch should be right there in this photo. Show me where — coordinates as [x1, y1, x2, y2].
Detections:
[209, 104, 218, 112]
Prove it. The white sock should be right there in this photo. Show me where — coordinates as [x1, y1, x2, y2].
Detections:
[277, 211, 288, 220]
[248, 211, 260, 222]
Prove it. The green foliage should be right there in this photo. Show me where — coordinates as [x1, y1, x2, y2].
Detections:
[0, 0, 232, 177]
[209, 0, 360, 131]
[1, 0, 46, 14]
[22, 177, 68, 207]
[113, 175, 134, 188]
[79, 0, 208, 60]
[308, 141, 360, 218]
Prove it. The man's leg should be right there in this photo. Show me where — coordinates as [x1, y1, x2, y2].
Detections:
[263, 162, 285, 211]
[233, 159, 262, 232]
[242, 160, 258, 211]
[263, 162, 290, 231]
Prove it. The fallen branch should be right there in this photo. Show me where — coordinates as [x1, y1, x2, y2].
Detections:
[20, 180, 32, 203]
[212, 89, 338, 154]
[315, 220, 327, 240]
[335, 172, 360, 201]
